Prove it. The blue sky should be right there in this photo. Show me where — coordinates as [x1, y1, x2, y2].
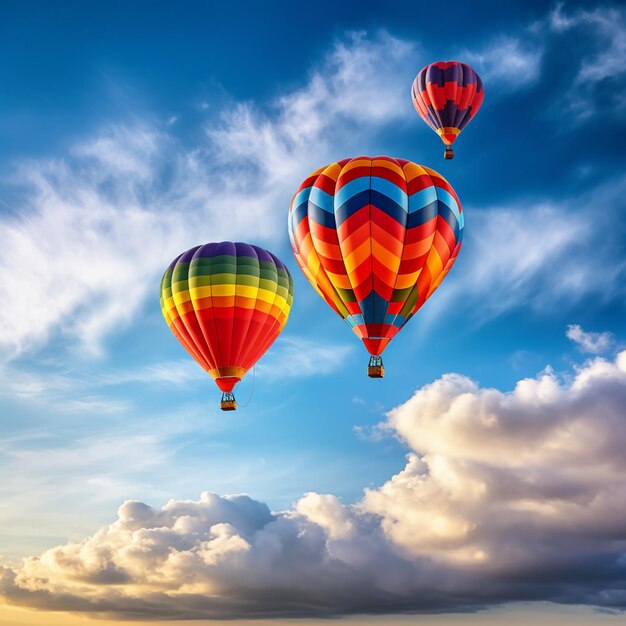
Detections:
[1, 0, 626, 623]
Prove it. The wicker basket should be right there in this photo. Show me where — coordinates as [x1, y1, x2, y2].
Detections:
[368, 364, 385, 378]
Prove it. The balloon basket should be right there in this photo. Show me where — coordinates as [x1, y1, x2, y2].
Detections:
[220, 392, 237, 411]
[444, 146, 454, 160]
[367, 356, 384, 379]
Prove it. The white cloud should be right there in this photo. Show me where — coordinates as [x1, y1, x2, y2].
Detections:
[461, 203, 587, 313]
[548, 4, 626, 120]
[462, 35, 542, 90]
[3, 350, 626, 618]
[0, 428, 176, 561]
[461, 4, 626, 120]
[550, 4, 626, 82]
[256, 337, 353, 380]
[0, 334, 352, 412]
[0, 125, 187, 358]
[1, 21, 621, 358]
[0, 31, 415, 360]
[566, 324, 614, 354]
[0, 361, 129, 414]
[94, 360, 206, 386]
[422, 177, 626, 324]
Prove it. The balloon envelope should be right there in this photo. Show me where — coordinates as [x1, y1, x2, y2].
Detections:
[288, 156, 463, 359]
[160, 242, 293, 394]
[412, 61, 484, 148]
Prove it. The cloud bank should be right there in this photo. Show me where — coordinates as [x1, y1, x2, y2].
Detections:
[2, 349, 626, 619]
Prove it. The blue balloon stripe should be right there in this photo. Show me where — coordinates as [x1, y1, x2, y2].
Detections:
[408, 186, 438, 212]
[357, 291, 392, 326]
[344, 316, 357, 329]
[334, 190, 371, 225]
[309, 186, 335, 214]
[369, 190, 408, 224]
[407, 202, 438, 228]
[370, 176, 408, 210]
[434, 188, 462, 227]
[437, 202, 462, 241]
[336, 189, 408, 226]
[349, 314, 364, 326]
[291, 201, 309, 230]
[308, 201, 338, 229]
[334, 177, 372, 209]
[292, 186, 313, 211]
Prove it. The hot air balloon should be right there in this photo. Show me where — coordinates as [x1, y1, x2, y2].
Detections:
[288, 156, 463, 378]
[160, 242, 294, 410]
[411, 61, 484, 160]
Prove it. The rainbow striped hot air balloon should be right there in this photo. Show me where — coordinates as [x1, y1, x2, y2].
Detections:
[160, 242, 294, 410]
[411, 61, 484, 159]
[288, 156, 463, 377]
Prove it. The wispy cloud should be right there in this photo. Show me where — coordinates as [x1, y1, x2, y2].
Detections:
[421, 176, 626, 325]
[548, 3, 626, 121]
[0, 362, 129, 414]
[93, 360, 206, 386]
[1, 334, 353, 413]
[256, 337, 353, 380]
[0, 124, 186, 358]
[0, 31, 416, 360]
[566, 324, 614, 354]
[2, 351, 626, 617]
[461, 4, 626, 122]
[0, 428, 176, 560]
[550, 3, 626, 82]
[462, 35, 543, 90]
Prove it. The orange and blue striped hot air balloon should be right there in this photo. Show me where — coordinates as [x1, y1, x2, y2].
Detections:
[160, 242, 294, 410]
[288, 156, 463, 378]
[412, 61, 484, 160]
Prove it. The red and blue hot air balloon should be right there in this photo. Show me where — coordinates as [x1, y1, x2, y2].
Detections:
[411, 61, 484, 160]
[288, 156, 463, 378]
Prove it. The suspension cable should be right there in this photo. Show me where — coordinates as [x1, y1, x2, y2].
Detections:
[236, 365, 256, 408]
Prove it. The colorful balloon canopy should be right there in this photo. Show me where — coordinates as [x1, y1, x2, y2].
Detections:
[160, 242, 294, 410]
[288, 156, 463, 376]
[411, 61, 484, 159]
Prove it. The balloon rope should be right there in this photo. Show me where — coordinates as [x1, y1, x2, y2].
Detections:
[237, 365, 256, 408]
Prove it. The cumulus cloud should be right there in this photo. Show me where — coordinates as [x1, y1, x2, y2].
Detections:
[0, 31, 415, 359]
[566, 324, 614, 354]
[2, 350, 626, 618]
